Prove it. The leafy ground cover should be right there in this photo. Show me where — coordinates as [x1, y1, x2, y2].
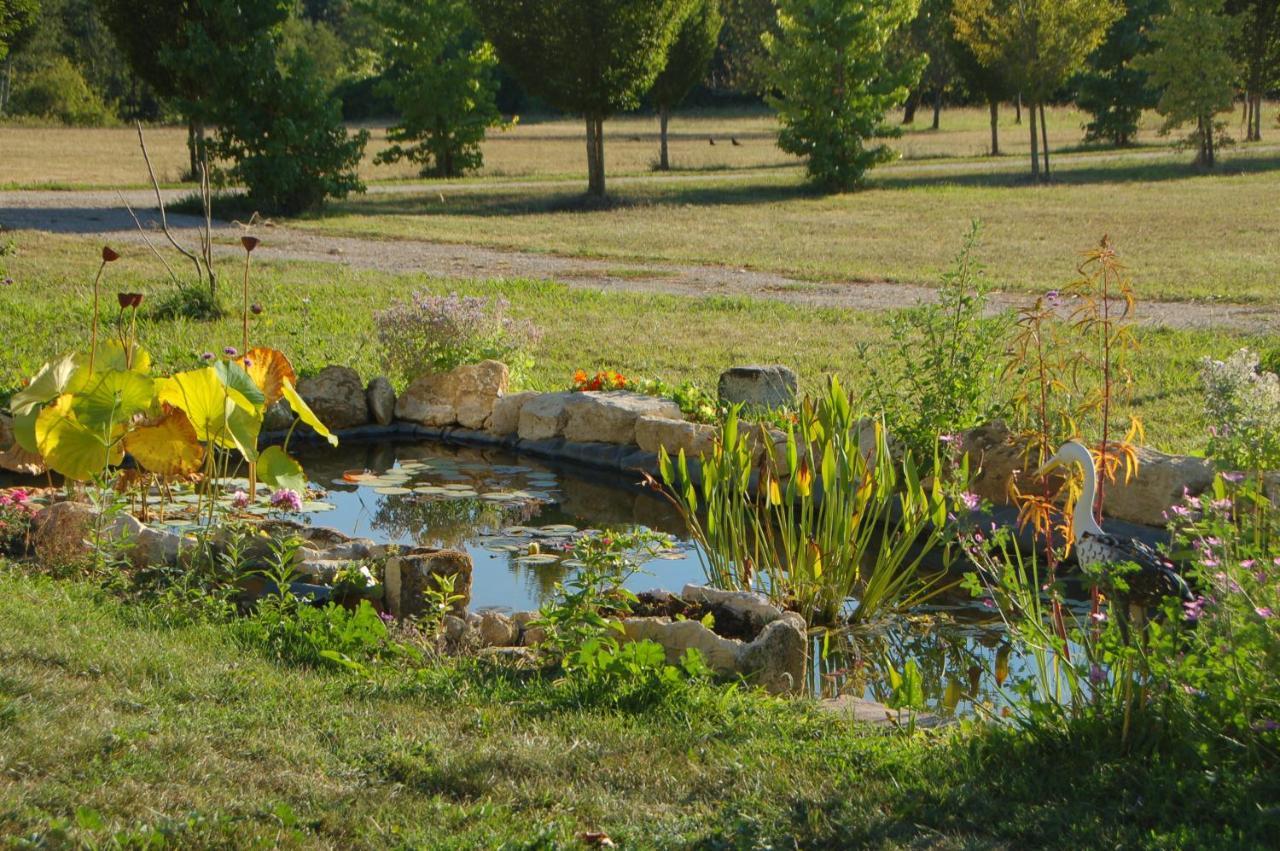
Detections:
[1, 569, 1275, 849]
[0, 232, 1267, 454]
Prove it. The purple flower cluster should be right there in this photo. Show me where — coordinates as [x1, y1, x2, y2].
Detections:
[270, 488, 303, 512]
[374, 291, 542, 381]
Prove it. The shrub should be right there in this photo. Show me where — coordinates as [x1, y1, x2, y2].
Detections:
[1200, 348, 1280, 473]
[213, 53, 368, 215]
[375, 291, 541, 383]
[10, 57, 115, 126]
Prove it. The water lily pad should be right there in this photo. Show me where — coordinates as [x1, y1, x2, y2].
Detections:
[515, 554, 561, 565]
[539, 524, 578, 535]
[375, 486, 412, 495]
[444, 489, 478, 499]
[299, 501, 335, 513]
[502, 526, 536, 537]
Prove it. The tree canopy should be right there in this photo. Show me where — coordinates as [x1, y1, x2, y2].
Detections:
[650, 0, 723, 170]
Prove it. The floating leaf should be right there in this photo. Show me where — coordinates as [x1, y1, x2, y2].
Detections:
[124, 407, 205, 477]
[259, 445, 307, 494]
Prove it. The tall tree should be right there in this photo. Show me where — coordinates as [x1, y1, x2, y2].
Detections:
[710, 0, 777, 93]
[651, 0, 723, 170]
[1227, 0, 1280, 140]
[766, 0, 923, 191]
[0, 0, 40, 115]
[474, 0, 696, 197]
[364, 0, 504, 178]
[1076, 0, 1165, 147]
[900, 0, 957, 129]
[1138, 0, 1239, 166]
[953, 0, 1120, 180]
[947, 23, 1011, 154]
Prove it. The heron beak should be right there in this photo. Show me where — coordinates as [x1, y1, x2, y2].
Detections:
[1035, 457, 1060, 478]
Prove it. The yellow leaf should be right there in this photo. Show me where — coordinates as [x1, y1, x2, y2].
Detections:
[995, 644, 1011, 687]
[281, 379, 338, 447]
[34, 395, 122, 481]
[124, 407, 205, 477]
[244, 348, 297, 408]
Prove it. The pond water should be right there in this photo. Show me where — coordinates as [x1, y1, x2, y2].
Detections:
[292, 438, 1072, 715]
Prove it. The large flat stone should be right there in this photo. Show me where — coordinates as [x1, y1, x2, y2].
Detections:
[384, 549, 473, 619]
[396, 360, 509, 429]
[296, 365, 369, 430]
[562, 391, 683, 445]
[517, 392, 576, 441]
[718, 365, 798, 410]
[635, 416, 716, 459]
[489, 391, 539, 436]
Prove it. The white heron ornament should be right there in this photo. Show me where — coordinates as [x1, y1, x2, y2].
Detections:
[1037, 441, 1193, 610]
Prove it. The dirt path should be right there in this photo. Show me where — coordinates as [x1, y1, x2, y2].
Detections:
[2, 187, 1277, 334]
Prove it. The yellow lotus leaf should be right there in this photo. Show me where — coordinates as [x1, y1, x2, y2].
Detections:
[124, 406, 206, 477]
[34, 394, 123, 481]
[156, 367, 261, 461]
[244, 347, 297, 407]
[281, 379, 338, 447]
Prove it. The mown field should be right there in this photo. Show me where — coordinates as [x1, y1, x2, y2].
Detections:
[0, 231, 1269, 455]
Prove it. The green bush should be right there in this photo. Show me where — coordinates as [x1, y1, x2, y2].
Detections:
[10, 57, 116, 126]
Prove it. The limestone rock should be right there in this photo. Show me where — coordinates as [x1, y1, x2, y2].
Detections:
[296, 365, 369, 430]
[737, 613, 808, 696]
[718, 365, 798, 410]
[30, 503, 139, 566]
[1108, 447, 1216, 527]
[681, 584, 785, 632]
[366, 376, 397, 426]
[517, 392, 576, 441]
[262, 399, 295, 432]
[132, 526, 195, 569]
[395, 360, 509, 429]
[562, 392, 683, 445]
[384, 549, 473, 619]
[635, 416, 716, 458]
[511, 610, 547, 646]
[442, 614, 473, 646]
[622, 617, 743, 675]
[477, 611, 519, 647]
[489, 391, 539, 436]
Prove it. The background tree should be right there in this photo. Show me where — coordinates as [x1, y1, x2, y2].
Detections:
[0, 0, 39, 115]
[364, 0, 504, 178]
[953, 0, 1120, 180]
[710, 0, 778, 94]
[900, 0, 957, 128]
[650, 0, 723, 170]
[1226, 0, 1280, 141]
[948, 22, 1011, 153]
[473, 0, 695, 197]
[766, 0, 923, 191]
[1076, 0, 1165, 147]
[1138, 0, 1240, 166]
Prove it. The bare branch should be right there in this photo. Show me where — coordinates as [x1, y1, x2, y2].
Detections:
[135, 121, 203, 283]
[117, 191, 180, 287]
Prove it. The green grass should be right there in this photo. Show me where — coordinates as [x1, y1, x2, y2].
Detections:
[1, 568, 1275, 848]
[1, 231, 1269, 455]
[293, 147, 1280, 304]
[0, 230, 1267, 454]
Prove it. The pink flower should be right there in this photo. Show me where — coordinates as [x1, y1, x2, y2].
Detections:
[231, 490, 250, 510]
[1256, 607, 1274, 619]
[960, 491, 981, 511]
[1184, 596, 1207, 622]
[270, 488, 303, 512]
[1240, 559, 1256, 569]
[1090, 611, 1108, 623]
[1222, 471, 1245, 483]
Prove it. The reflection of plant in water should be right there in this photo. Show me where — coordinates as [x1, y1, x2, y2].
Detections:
[371, 494, 535, 547]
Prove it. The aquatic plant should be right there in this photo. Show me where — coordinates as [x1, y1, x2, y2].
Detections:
[657, 377, 956, 626]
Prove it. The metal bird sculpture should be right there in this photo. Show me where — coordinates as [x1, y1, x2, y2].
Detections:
[1038, 441, 1194, 608]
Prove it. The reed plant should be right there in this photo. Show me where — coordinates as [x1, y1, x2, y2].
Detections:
[657, 376, 955, 626]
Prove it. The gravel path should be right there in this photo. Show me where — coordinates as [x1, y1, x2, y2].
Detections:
[2, 186, 1277, 334]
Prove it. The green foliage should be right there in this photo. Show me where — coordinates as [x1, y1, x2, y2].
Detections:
[650, 0, 723, 110]
[0, 0, 39, 62]
[765, 0, 922, 191]
[1137, 0, 1240, 167]
[1200, 348, 1280, 472]
[953, 0, 1121, 177]
[8, 54, 115, 125]
[660, 379, 957, 625]
[863, 222, 1008, 464]
[1076, 0, 1165, 147]
[365, 0, 505, 178]
[473, 0, 696, 194]
[146, 281, 227, 322]
[213, 52, 368, 215]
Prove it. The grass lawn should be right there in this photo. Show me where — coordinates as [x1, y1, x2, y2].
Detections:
[0, 231, 1270, 456]
[0, 104, 1189, 189]
[1, 569, 1275, 849]
[298, 148, 1280, 304]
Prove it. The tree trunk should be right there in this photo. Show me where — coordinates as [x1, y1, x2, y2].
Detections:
[1039, 103, 1050, 180]
[1015, 93, 1022, 125]
[1253, 92, 1263, 141]
[1205, 114, 1215, 167]
[659, 105, 670, 171]
[585, 116, 606, 197]
[0, 57, 12, 116]
[988, 99, 1000, 156]
[903, 94, 919, 124]
[1029, 100, 1040, 180]
[931, 89, 942, 130]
